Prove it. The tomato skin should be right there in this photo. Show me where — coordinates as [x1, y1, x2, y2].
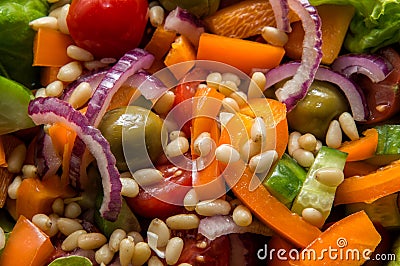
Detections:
[177, 233, 230, 265]
[66, 0, 148, 59]
[173, 82, 199, 136]
[126, 164, 192, 219]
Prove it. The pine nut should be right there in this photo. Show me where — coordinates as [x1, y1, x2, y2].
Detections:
[57, 4, 70, 34]
[222, 97, 240, 113]
[165, 237, 184, 265]
[48, 6, 62, 18]
[169, 130, 186, 141]
[78, 232, 107, 250]
[61, 229, 87, 251]
[132, 242, 151, 266]
[95, 243, 115, 265]
[149, 5, 165, 27]
[206, 72, 222, 88]
[326, 120, 342, 149]
[166, 214, 200, 230]
[64, 202, 82, 219]
[292, 148, 314, 168]
[35, 87, 47, 98]
[219, 112, 234, 128]
[148, 218, 170, 248]
[251, 117, 266, 143]
[149, 1, 160, 8]
[376, 104, 389, 113]
[302, 207, 324, 228]
[339, 112, 359, 141]
[32, 213, 52, 232]
[8, 176, 22, 200]
[248, 72, 266, 99]
[298, 133, 317, 152]
[127, 231, 144, 244]
[57, 61, 82, 82]
[261, 26, 289, 46]
[240, 139, 261, 162]
[119, 237, 135, 266]
[68, 81, 92, 108]
[219, 80, 238, 96]
[121, 177, 139, 197]
[288, 131, 301, 156]
[133, 168, 163, 187]
[315, 167, 344, 187]
[153, 91, 175, 115]
[178, 264, 192, 266]
[148, 255, 164, 266]
[232, 205, 253, 227]
[109, 229, 127, 252]
[7, 143, 27, 173]
[215, 144, 240, 164]
[195, 199, 231, 216]
[84, 60, 108, 71]
[249, 150, 278, 173]
[314, 139, 322, 155]
[100, 57, 117, 64]
[229, 91, 247, 107]
[57, 217, 83, 236]
[165, 136, 189, 158]
[46, 213, 60, 237]
[183, 188, 199, 211]
[67, 45, 94, 61]
[0, 228, 5, 250]
[45, 80, 63, 97]
[29, 16, 58, 30]
[193, 132, 213, 157]
[222, 72, 241, 87]
[52, 198, 64, 216]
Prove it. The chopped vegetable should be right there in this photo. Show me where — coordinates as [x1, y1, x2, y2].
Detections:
[40, 66, 61, 87]
[375, 125, 400, 155]
[291, 211, 381, 265]
[285, 4, 355, 64]
[0, 215, 55, 266]
[338, 128, 378, 161]
[223, 162, 321, 248]
[48, 255, 93, 266]
[0, 168, 13, 208]
[263, 153, 307, 207]
[164, 35, 197, 67]
[144, 26, 177, 60]
[343, 161, 378, 178]
[197, 33, 285, 74]
[335, 159, 400, 205]
[291, 146, 347, 223]
[0, 0, 49, 88]
[159, 0, 220, 18]
[16, 175, 75, 220]
[32, 28, 74, 67]
[0, 137, 6, 167]
[0, 76, 35, 135]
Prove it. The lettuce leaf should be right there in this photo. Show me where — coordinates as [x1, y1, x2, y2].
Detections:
[309, 0, 400, 53]
[0, 0, 49, 88]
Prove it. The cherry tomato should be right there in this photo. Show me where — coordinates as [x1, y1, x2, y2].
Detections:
[66, 0, 148, 59]
[173, 82, 199, 136]
[177, 233, 230, 265]
[126, 163, 192, 219]
[358, 47, 400, 124]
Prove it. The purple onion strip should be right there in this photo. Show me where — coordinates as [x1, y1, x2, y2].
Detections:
[28, 97, 122, 221]
[35, 131, 62, 179]
[269, 0, 291, 32]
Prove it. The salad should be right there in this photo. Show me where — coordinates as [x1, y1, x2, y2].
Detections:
[1, 0, 400, 265]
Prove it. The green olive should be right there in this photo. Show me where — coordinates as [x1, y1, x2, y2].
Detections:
[99, 106, 166, 172]
[286, 81, 349, 140]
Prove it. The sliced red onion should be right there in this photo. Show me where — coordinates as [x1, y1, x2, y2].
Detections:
[164, 6, 205, 47]
[35, 130, 62, 179]
[28, 97, 122, 221]
[198, 215, 273, 241]
[265, 62, 368, 121]
[269, 0, 291, 32]
[331, 54, 393, 83]
[272, 0, 322, 112]
[68, 49, 154, 188]
[61, 69, 108, 101]
[125, 70, 169, 100]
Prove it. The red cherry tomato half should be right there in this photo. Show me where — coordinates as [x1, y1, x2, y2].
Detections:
[126, 163, 192, 219]
[66, 0, 148, 59]
[172, 82, 199, 136]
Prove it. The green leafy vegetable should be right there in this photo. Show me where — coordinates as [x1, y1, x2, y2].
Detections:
[309, 0, 400, 53]
[159, 0, 220, 17]
[0, 0, 49, 88]
[48, 256, 93, 266]
[0, 75, 35, 134]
